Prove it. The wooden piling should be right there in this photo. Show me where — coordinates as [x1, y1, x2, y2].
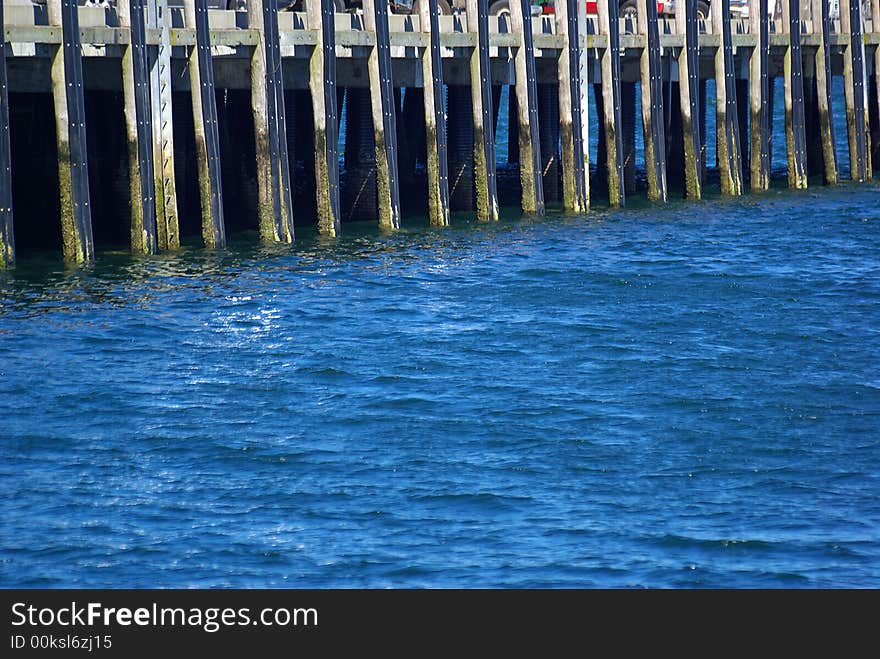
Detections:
[49, 0, 94, 263]
[147, 0, 180, 250]
[748, 0, 771, 190]
[676, 0, 702, 199]
[249, 0, 273, 235]
[713, 0, 743, 195]
[0, 0, 13, 267]
[510, 0, 545, 214]
[638, 0, 667, 202]
[184, 0, 225, 248]
[782, 0, 808, 188]
[418, 0, 450, 226]
[812, 0, 838, 184]
[556, 0, 588, 212]
[119, 0, 158, 254]
[5, 0, 878, 256]
[250, 0, 295, 243]
[874, 0, 880, 169]
[307, 0, 341, 235]
[597, 0, 625, 206]
[364, 0, 402, 229]
[467, 0, 499, 221]
[576, 0, 590, 208]
[840, 0, 871, 180]
[265, 0, 294, 239]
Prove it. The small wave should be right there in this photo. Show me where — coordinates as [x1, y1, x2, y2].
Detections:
[650, 534, 776, 552]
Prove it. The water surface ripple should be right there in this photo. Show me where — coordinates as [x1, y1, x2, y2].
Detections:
[2, 185, 879, 587]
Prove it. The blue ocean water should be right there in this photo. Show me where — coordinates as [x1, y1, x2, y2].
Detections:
[2, 180, 879, 588]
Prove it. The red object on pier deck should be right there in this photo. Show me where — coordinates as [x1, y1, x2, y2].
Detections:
[578, 1, 672, 16]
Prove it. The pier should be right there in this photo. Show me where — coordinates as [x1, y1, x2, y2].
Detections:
[0, 0, 878, 266]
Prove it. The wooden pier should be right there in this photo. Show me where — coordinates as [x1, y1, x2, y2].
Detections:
[0, 0, 878, 266]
